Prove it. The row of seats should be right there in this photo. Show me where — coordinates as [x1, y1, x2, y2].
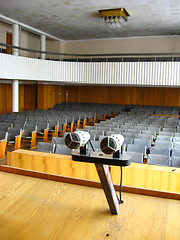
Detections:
[1, 103, 180, 167]
[0, 103, 123, 159]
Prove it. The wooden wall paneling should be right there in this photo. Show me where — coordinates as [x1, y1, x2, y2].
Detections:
[136, 87, 144, 106]
[0, 84, 5, 114]
[37, 84, 49, 110]
[37, 84, 45, 109]
[48, 85, 54, 108]
[0, 83, 12, 114]
[19, 84, 24, 112]
[164, 87, 180, 107]
[98, 86, 108, 103]
[65, 86, 80, 103]
[37, 85, 66, 110]
[79, 86, 87, 103]
[2, 84, 7, 114]
[55, 85, 62, 105]
[107, 86, 118, 104]
[36, 84, 180, 110]
[88, 86, 97, 103]
[0, 84, 3, 114]
[125, 87, 137, 105]
[6, 84, 12, 113]
[24, 85, 37, 110]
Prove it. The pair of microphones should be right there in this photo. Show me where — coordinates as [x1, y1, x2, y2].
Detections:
[65, 131, 124, 155]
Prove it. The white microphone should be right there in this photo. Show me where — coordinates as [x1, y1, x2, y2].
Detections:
[65, 131, 90, 149]
[100, 134, 124, 154]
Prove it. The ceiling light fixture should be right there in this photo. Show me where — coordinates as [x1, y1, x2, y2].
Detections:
[99, 8, 130, 28]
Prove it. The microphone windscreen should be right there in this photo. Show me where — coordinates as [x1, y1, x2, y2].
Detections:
[65, 133, 80, 149]
[100, 136, 117, 154]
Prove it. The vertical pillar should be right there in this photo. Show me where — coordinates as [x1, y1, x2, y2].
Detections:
[12, 24, 19, 112]
[40, 35, 46, 60]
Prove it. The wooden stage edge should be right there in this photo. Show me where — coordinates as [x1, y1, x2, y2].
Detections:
[0, 165, 179, 201]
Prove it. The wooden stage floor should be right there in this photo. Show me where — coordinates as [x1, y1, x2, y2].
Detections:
[0, 171, 179, 240]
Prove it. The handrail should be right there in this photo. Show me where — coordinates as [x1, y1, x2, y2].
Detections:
[1, 42, 180, 58]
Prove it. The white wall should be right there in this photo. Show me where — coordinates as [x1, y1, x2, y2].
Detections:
[0, 21, 12, 46]
[46, 39, 62, 60]
[20, 29, 40, 58]
[64, 36, 180, 55]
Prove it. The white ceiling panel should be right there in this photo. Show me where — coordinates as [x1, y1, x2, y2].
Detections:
[0, 0, 180, 40]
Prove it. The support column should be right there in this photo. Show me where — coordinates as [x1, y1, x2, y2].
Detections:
[40, 35, 46, 60]
[12, 24, 19, 112]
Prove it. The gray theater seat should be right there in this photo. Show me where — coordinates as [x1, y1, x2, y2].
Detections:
[171, 157, 180, 168]
[52, 137, 65, 145]
[147, 154, 171, 167]
[54, 144, 72, 155]
[124, 152, 143, 164]
[149, 147, 170, 156]
[171, 147, 180, 158]
[35, 142, 55, 153]
[127, 144, 146, 155]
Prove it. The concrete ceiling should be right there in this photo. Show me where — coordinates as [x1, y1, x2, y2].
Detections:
[0, 0, 180, 40]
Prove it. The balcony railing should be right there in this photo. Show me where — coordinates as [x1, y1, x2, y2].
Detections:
[0, 42, 180, 87]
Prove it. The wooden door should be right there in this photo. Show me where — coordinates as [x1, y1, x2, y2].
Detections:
[6, 32, 12, 54]
[24, 85, 37, 110]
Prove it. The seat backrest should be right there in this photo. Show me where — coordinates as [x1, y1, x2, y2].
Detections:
[90, 140, 100, 151]
[54, 144, 72, 155]
[162, 128, 175, 132]
[173, 137, 180, 143]
[123, 137, 133, 145]
[133, 138, 151, 148]
[35, 142, 55, 153]
[23, 125, 37, 136]
[171, 157, 180, 168]
[174, 133, 180, 137]
[150, 147, 170, 156]
[156, 135, 172, 142]
[106, 130, 121, 136]
[127, 144, 146, 155]
[171, 147, 180, 158]
[147, 127, 160, 134]
[134, 126, 147, 130]
[154, 140, 173, 149]
[137, 134, 153, 142]
[124, 151, 143, 164]
[0, 131, 7, 140]
[158, 132, 174, 137]
[127, 129, 141, 134]
[90, 130, 104, 141]
[147, 154, 171, 166]
[84, 126, 97, 131]
[173, 141, 180, 148]
[122, 132, 137, 138]
[51, 137, 65, 145]
[48, 121, 58, 131]
[37, 122, 48, 132]
[141, 130, 156, 138]
[7, 128, 21, 142]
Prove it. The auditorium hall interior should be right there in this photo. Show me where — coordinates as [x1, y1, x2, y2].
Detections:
[0, 0, 180, 239]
